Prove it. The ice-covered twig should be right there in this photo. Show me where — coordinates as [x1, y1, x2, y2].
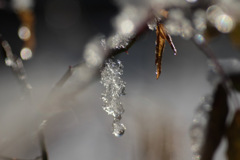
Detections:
[0, 35, 32, 95]
[46, 12, 154, 107]
[192, 34, 240, 108]
[51, 64, 79, 92]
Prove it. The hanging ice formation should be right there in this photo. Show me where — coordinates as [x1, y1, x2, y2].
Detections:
[190, 95, 213, 160]
[100, 58, 126, 137]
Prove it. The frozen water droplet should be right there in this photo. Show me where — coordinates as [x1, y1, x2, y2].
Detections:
[112, 120, 126, 137]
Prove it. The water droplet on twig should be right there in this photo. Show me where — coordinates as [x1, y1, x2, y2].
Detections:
[112, 119, 126, 137]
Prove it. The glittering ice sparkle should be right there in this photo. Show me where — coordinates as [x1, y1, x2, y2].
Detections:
[100, 59, 126, 137]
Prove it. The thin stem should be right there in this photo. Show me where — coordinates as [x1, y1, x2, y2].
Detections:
[48, 12, 154, 99]
[0, 35, 32, 95]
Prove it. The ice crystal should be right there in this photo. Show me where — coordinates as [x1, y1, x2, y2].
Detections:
[147, 18, 159, 31]
[193, 10, 207, 32]
[83, 38, 105, 68]
[165, 9, 193, 39]
[100, 59, 126, 136]
[190, 95, 213, 160]
[107, 34, 131, 50]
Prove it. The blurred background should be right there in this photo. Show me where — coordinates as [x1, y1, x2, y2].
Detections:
[0, 0, 239, 160]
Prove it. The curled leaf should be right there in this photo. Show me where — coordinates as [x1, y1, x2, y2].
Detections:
[200, 84, 228, 160]
[155, 23, 177, 79]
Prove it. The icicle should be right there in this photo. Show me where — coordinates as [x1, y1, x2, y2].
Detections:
[190, 95, 213, 160]
[100, 59, 126, 137]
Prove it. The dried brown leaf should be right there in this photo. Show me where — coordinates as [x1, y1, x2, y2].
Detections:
[155, 23, 177, 79]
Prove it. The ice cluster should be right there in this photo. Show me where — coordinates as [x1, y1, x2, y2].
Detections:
[83, 37, 106, 68]
[190, 95, 213, 160]
[164, 9, 194, 39]
[100, 59, 126, 136]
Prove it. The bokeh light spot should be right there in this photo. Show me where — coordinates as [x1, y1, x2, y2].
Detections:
[120, 19, 134, 35]
[194, 34, 205, 45]
[215, 14, 235, 33]
[18, 26, 31, 40]
[20, 48, 32, 60]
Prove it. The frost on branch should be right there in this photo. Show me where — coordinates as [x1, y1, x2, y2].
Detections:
[100, 58, 126, 137]
[164, 9, 193, 39]
[190, 95, 213, 160]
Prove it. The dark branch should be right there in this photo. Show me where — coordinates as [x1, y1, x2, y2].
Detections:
[38, 121, 48, 160]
